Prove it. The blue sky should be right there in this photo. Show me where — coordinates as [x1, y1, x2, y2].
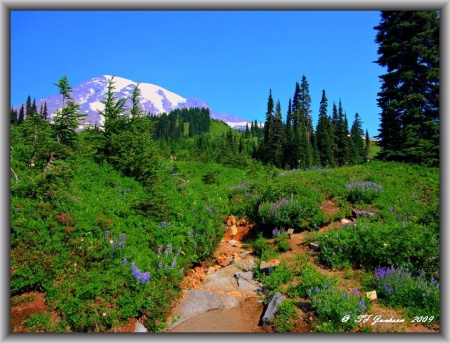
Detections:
[11, 10, 385, 136]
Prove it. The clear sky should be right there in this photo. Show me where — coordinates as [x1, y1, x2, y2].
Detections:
[11, 10, 385, 136]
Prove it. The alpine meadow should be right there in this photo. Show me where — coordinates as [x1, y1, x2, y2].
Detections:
[10, 11, 439, 333]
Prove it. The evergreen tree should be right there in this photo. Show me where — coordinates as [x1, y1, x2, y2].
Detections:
[316, 90, 334, 167]
[374, 11, 439, 166]
[261, 89, 275, 164]
[129, 83, 144, 121]
[42, 102, 48, 121]
[18, 105, 25, 125]
[350, 113, 365, 164]
[52, 75, 85, 148]
[365, 130, 371, 162]
[272, 100, 285, 168]
[10, 107, 18, 125]
[25, 95, 32, 119]
[98, 76, 127, 136]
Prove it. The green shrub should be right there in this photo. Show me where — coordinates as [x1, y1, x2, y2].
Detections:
[272, 300, 298, 332]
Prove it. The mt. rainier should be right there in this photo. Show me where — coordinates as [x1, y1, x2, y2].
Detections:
[15, 75, 248, 129]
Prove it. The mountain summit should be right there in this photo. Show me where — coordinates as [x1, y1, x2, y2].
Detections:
[18, 75, 248, 129]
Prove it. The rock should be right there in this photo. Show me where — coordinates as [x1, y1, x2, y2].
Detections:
[352, 209, 375, 218]
[261, 292, 286, 325]
[259, 261, 270, 272]
[218, 256, 233, 267]
[366, 290, 377, 300]
[202, 265, 242, 282]
[226, 215, 237, 226]
[207, 267, 216, 274]
[134, 321, 148, 332]
[341, 218, 353, 225]
[169, 289, 241, 329]
[234, 271, 254, 283]
[228, 240, 238, 245]
[234, 258, 255, 272]
[227, 225, 238, 236]
[309, 242, 320, 251]
[295, 301, 312, 309]
[199, 277, 239, 293]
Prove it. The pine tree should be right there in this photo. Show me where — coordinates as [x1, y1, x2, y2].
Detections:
[365, 130, 371, 162]
[374, 11, 439, 166]
[261, 89, 275, 164]
[129, 83, 144, 121]
[98, 76, 127, 136]
[25, 96, 32, 119]
[42, 102, 48, 120]
[272, 100, 285, 168]
[316, 90, 334, 166]
[10, 107, 18, 125]
[350, 113, 365, 164]
[18, 105, 25, 125]
[52, 75, 85, 148]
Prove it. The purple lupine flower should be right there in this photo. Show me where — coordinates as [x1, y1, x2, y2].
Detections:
[158, 260, 163, 269]
[122, 257, 127, 266]
[188, 231, 194, 238]
[166, 244, 173, 254]
[352, 289, 360, 296]
[141, 272, 151, 284]
[118, 241, 124, 249]
[160, 222, 167, 228]
[131, 261, 136, 269]
[104, 231, 110, 239]
[120, 233, 126, 241]
[431, 276, 436, 285]
[171, 257, 177, 269]
[157, 246, 163, 256]
[358, 299, 366, 312]
[315, 287, 320, 293]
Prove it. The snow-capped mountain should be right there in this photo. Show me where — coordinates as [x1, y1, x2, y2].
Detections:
[14, 75, 249, 129]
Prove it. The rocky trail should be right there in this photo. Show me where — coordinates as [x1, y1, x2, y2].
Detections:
[167, 216, 267, 333]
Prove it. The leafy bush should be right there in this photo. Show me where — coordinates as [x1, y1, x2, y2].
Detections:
[374, 265, 439, 322]
[309, 285, 371, 332]
[272, 300, 298, 332]
[346, 181, 383, 204]
[288, 265, 337, 298]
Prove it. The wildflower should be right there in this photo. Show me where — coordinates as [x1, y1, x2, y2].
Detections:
[102, 313, 106, 317]
[166, 244, 173, 254]
[177, 248, 181, 256]
[171, 257, 177, 269]
[180, 267, 184, 275]
[105, 231, 110, 239]
[141, 272, 151, 284]
[157, 246, 163, 256]
[188, 232, 194, 238]
[158, 260, 163, 269]
[307, 289, 312, 297]
[118, 241, 124, 249]
[122, 257, 127, 266]
[160, 222, 167, 228]
[352, 289, 360, 296]
[315, 287, 320, 293]
[120, 233, 126, 241]
[109, 239, 113, 244]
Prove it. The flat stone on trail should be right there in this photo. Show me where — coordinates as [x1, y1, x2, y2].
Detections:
[202, 265, 242, 282]
[199, 277, 239, 293]
[228, 240, 238, 245]
[234, 258, 256, 272]
[169, 289, 242, 329]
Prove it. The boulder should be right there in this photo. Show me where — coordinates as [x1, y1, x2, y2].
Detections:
[134, 321, 148, 332]
[199, 277, 239, 293]
[309, 242, 320, 251]
[261, 292, 286, 325]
